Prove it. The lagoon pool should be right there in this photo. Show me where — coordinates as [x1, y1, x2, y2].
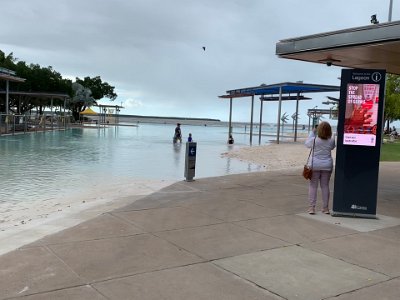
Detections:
[0, 123, 264, 207]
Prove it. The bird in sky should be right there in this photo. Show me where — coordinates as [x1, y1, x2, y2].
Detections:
[202, 47, 206, 51]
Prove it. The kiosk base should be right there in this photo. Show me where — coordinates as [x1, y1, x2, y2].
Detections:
[331, 211, 377, 219]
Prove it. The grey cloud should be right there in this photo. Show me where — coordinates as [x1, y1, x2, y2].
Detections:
[0, 0, 395, 121]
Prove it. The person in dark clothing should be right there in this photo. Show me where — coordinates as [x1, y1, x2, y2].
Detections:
[173, 123, 182, 143]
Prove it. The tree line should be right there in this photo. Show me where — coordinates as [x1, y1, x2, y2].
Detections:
[0, 50, 117, 121]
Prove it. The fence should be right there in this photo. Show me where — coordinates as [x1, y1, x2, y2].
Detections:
[0, 113, 72, 136]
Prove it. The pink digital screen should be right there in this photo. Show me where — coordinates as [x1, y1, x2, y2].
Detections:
[343, 83, 379, 146]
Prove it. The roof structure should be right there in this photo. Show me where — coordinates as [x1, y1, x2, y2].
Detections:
[0, 67, 25, 83]
[0, 91, 69, 100]
[0, 68, 26, 115]
[95, 104, 124, 125]
[259, 95, 311, 101]
[222, 82, 340, 98]
[275, 21, 400, 74]
[0, 91, 70, 117]
[0, 73, 25, 83]
[219, 82, 340, 144]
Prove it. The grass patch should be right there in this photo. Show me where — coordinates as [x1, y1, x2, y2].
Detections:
[381, 138, 400, 161]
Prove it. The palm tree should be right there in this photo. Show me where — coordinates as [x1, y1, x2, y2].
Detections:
[281, 112, 289, 133]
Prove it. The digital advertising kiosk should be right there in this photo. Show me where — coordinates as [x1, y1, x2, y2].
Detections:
[332, 69, 386, 218]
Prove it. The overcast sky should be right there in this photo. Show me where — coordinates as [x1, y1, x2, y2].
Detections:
[1, 0, 397, 123]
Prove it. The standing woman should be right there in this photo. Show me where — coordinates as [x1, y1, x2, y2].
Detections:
[305, 121, 336, 214]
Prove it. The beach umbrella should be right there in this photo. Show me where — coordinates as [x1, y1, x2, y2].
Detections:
[79, 107, 98, 123]
[79, 107, 98, 115]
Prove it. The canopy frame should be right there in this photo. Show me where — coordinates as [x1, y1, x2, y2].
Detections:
[219, 82, 339, 144]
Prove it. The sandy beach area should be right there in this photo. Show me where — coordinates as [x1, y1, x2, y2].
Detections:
[0, 178, 176, 256]
[223, 140, 336, 171]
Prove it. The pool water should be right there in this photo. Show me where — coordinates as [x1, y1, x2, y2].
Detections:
[0, 123, 264, 206]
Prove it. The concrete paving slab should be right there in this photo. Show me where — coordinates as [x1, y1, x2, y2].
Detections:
[215, 246, 388, 300]
[171, 190, 245, 206]
[243, 194, 310, 215]
[114, 190, 205, 211]
[113, 206, 223, 232]
[184, 198, 282, 222]
[326, 277, 400, 300]
[233, 188, 308, 203]
[305, 234, 400, 276]
[48, 234, 203, 282]
[368, 225, 400, 241]
[156, 223, 288, 260]
[298, 213, 400, 232]
[376, 200, 400, 218]
[0, 247, 83, 299]
[183, 187, 307, 210]
[93, 263, 283, 300]
[250, 183, 308, 197]
[1, 164, 399, 299]
[236, 215, 357, 244]
[160, 181, 200, 193]
[211, 171, 283, 188]
[10, 285, 107, 300]
[31, 213, 144, 245]
[182, 175, 245, 191]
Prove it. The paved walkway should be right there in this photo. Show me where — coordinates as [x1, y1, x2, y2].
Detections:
[1, 163, 400, 299]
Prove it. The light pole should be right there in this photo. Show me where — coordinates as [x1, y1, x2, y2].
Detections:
[389, 0, 394, 21]
[312, 106, 318, 128]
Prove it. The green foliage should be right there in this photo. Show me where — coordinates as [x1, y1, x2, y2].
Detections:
[1, 49, 117, 117]
[70, 76, 117, 120]
[1, 50, 73, 114]
[380, 139, 400, 161]
[69, 82, 96, 120]
[16, 62, 73, 95]
[0, 50, 16, 69]
[1, 51, 72, 96]
[384, 74, 400, 129]
[76, 76, 117, 101]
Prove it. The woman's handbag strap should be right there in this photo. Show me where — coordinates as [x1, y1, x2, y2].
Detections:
[306, 137, 316, 167]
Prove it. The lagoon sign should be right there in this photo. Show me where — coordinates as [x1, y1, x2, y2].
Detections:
[332, 69, 386, 218]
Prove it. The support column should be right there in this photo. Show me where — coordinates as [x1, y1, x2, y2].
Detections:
[5, 80, 9, 133]
[228, 97, 233, 141]
[294, 92, 300, 142]
[63, 97, 66, 128]
[258, 98, 263, 145]
[50, 97, 54, 130]
[276, 86, 283, 144]
[6, 80, 9, 115]
[250, 95, 254, 145]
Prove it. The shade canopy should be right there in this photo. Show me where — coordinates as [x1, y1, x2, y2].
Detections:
[276, 21, 400, 74]
[0, 67, 25, 83]
[219, 82, 340, 98]
[219, 82, 339, 144]
[79, 107, 98, 115]
[0, 73, 25, 82]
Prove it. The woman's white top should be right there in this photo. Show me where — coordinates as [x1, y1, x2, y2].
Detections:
[305, 132, 336, 171]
